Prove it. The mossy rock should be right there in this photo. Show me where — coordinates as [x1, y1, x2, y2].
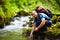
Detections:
[22, 28, 32, 36]
[29, 17, 34, 21]
[46, 22, 60, 37]
[26, 17, 33, 27]
[17, 10, 30, 16]
[0, 22, 4, 29]
[27, 21, 32, 27]
[52, 15, 58, 24]
[0, 16, 4, 28]
[57, 16, 60, 22]
[4, 17, 12, 25]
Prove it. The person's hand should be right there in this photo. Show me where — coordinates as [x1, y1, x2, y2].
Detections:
[30, 33, 33, 38]
[34, 27, 38, 32]
[30, 33, 33, 40]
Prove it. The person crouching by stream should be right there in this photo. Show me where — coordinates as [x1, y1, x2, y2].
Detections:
[30, 11, 52, 40]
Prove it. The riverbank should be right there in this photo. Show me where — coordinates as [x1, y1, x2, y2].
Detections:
[0, 30, 29, 40]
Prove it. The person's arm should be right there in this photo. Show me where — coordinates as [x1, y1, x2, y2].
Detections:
[37, 18, 45, 29]
[30, 23, 36, 40]
[30, 23, 36, 34]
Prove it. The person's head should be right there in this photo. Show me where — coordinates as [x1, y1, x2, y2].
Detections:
[31, 11, 38, 18]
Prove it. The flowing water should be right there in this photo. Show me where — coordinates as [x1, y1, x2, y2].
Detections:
[0, 16, 30, 40]
[3, 16, 30, 31]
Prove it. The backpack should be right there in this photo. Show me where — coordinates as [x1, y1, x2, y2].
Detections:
[35, 6, 53, 18]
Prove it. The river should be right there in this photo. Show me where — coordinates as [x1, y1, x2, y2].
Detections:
[0, 16, 30, 40]
[0, 16, 60, 40]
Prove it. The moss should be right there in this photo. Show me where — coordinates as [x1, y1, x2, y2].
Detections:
[52, 15, 58, 24]
[0, 31, 29, 40]
[29, 17, 34, 21]
[47, 22, 60, 37]
[27, 21, 32, 27]
[57, 16, 60, 22]
[17, 10, 30, 16]
[0, 6, 5, 28]
[26, 17, 33, 27]
[5, 17, 12, 25]
[22, 28, 32, 36]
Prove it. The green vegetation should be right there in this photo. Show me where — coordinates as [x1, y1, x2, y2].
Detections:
[0, 0, 60, 28]
[0, 0, 60, 40]
[0, 30, 29, 40]
[22, 28, 32, 35]
[0, 0, 19, 28]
